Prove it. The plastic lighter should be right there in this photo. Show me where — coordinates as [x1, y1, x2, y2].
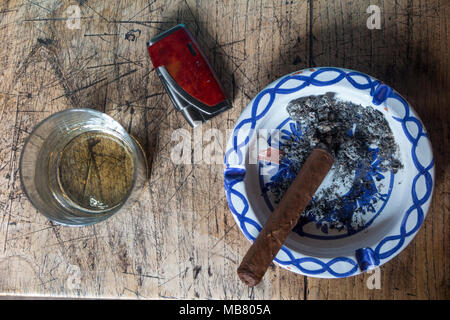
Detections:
[147, 24, 231, 127]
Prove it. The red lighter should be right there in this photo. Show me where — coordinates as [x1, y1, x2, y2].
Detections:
[147, 24, 231, 127]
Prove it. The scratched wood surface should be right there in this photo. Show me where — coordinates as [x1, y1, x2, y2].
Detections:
[0, 0, 448, 299]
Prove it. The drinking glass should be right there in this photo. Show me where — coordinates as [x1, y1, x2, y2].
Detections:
[20, 108, 147, 226]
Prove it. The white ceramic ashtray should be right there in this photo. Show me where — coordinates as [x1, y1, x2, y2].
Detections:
[224, 67, 434, 278]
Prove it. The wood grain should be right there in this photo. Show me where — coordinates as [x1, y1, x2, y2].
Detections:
[0, 0, 447, 299]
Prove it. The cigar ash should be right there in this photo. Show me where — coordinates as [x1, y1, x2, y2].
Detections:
[265, 93, 403, 236]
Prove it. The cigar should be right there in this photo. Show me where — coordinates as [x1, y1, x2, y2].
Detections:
[237, 148, 334, 287]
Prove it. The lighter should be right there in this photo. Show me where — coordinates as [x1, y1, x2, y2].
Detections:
[147, 24, 231, 127]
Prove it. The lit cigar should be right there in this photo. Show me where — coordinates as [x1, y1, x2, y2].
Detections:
[237, 148, 334, 287]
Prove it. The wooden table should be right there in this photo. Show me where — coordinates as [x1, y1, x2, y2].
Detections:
[0, 0, 448, 300]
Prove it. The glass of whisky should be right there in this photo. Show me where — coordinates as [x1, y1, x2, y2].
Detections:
[20, 109, 148, 226]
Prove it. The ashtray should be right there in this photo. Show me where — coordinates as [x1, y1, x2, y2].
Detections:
[224, 67, 434, 278]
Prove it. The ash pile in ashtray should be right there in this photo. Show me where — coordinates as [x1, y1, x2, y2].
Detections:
[266, 93, 403, 234]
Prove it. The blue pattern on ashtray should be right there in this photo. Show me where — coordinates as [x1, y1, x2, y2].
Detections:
[355, 247, 379, 271]
[261, 120, 394, 240]
[223, 67, 434, 278]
